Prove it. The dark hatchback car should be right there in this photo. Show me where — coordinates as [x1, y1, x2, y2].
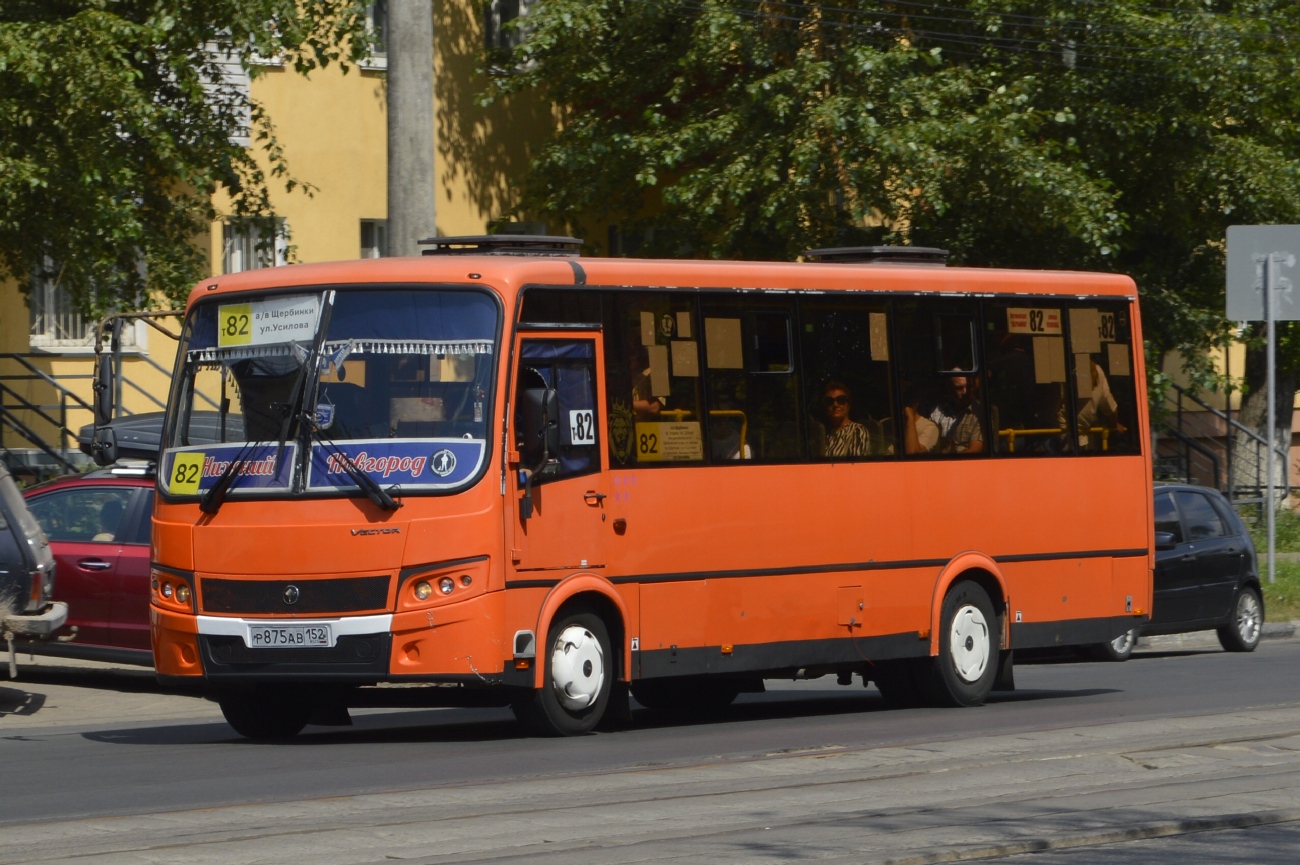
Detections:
[21, 464, 154, 665]
[0, 463, 66, 638]
[1096, 483, 1263, 660]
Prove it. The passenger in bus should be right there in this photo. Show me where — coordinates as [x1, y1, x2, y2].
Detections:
[630, 347, 665, 418]
[904, 374, 984, 455]
[1077, 358, 1122, 449]
[821, 380, 871, 458]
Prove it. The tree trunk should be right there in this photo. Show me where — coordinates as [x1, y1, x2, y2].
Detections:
[1234, 323, 1296, 501]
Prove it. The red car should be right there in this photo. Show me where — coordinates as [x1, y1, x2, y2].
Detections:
[22, 464, 154, 665]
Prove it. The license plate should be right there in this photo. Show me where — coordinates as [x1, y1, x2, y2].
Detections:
[246, 624, 332, 649]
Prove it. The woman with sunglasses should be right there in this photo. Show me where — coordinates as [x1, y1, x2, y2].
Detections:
[822, 380, 870, 458]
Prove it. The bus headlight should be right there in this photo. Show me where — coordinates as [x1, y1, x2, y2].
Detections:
[414, 580, 432, 600]
[162, 582, 174, 599]
[439, 577, 455, 595]
[175, 584, 191, 604]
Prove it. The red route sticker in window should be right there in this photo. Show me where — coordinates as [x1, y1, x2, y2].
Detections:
[1007, 307, 1062, 336]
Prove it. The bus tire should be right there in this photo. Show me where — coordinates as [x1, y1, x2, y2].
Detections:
[514, 611, 612, 736]
[930, 580, 998, 708]
[218, 688, 311, 739]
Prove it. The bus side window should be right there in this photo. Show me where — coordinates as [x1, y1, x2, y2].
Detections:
[983, 301, 1072, 457]
[516, 339, 601, 482]
[604, 292, 706, 467]
[896, 299, 986, 457]
[1067, 303, 1139, 455]
[798, 298, 895, 459]
[701, 299, 802, 462]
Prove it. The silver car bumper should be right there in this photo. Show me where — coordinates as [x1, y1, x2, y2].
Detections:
[3, 601, 69, 637]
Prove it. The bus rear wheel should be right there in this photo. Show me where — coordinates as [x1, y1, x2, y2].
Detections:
[218, 687, 311, 739]
[513, 611, 613, 736]
[929, 580, 998, 708]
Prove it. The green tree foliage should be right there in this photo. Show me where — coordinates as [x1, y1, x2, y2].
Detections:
[0, 0, 370, 313]
[494, 0, 1300, 384]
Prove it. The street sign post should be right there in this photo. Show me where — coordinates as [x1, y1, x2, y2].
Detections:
[1226, 225, 1300, 585]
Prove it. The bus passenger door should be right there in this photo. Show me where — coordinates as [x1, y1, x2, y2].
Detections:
[510, 333, 608, 572]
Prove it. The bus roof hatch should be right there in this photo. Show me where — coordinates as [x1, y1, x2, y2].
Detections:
[419, 235, 584, 257]
[802, 246, 949, 266]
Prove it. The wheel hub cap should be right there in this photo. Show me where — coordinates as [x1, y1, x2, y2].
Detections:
[550, 625, 605, 711]
[949, 603, 990, 684]
[1238, 594, 1261, 644]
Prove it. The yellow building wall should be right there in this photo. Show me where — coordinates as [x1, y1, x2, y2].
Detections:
[3, 1, 553, 473]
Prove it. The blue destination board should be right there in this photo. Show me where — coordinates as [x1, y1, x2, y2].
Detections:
[307, 438, 485, 491]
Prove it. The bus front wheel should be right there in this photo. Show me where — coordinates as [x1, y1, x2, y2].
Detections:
[218, 687, 311, 739]
[514, 611, 613, 736]
[930, 580, 999, 708]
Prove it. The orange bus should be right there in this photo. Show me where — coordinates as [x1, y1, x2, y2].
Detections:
[106, 238, 1153, 737]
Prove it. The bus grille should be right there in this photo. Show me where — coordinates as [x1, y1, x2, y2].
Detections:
[200, 576, 391, 615]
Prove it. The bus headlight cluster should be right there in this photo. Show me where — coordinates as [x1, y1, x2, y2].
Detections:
[412, 574, 475, 602]
[175, 584, 191, 604]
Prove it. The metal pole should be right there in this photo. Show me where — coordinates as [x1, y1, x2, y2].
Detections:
[1265, 254, 1276, 585]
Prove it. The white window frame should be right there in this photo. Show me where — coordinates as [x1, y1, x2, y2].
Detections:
[222, 217, 288, 274]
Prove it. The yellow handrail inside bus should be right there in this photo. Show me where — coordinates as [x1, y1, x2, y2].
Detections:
[998, 427, 1111, 452]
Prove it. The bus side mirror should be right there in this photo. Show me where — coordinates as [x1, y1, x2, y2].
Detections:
[93, 354, 114, 427]
[91, 426, 118, 467]
[520, 387, 560, 469]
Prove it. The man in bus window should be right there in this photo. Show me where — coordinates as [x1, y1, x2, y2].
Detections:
[1077, 357, 1121, 450]
[821, 380, 870, 458]
[905, 374, 984, 455]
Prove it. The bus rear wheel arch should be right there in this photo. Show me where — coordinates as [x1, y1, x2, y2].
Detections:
[514, 607, 616, 736]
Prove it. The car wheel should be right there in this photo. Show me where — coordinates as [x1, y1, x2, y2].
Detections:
[1217, 586, 1263, 653]
[928, 580, 998, 707]
[513, 611, 613, 736]
[1089, 627, 1138, 662]
[218, 688, 311, 739]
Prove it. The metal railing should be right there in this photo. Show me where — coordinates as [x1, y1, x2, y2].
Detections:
[1154, 381, 1290, 506]
[0, 353, 94, 471]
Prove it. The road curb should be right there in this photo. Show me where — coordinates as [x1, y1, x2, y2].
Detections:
[1138, 619, 1298, 651]
[866, 809, 1300, 865]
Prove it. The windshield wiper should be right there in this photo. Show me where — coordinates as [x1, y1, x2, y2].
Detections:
[199, 438, 268, 515]
[304, 415, 402, 511]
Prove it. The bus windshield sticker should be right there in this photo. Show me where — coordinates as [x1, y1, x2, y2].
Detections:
[640, 311, 656, 346]
[676, 311, 692, 338]
[162, 444, 295, 496]
[1032, 336, 1066, 384]
[635, 421, 703, 462]
[1074, 353, 1094, 397]
[647, 344, 671, 396]
[671, 341, 699, 377]
[1007, 307, 1062, 335]
[1069, 308, 1102, 354]
[1108, 342, 1131, 376]
[704, 318, 744, 369]
[569, 410, 596, 445]
[870, 312, 889, 360]
[1099, 311, 1116, 342]
[217, 294, 321, 349]
[307, 438, 485, 491]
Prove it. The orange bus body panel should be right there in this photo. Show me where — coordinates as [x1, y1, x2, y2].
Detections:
[152, 254, 1151, 690]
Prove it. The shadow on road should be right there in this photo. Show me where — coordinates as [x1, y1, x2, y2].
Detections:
[79, 683, 1122, 746]
[0, 686, 46, 719]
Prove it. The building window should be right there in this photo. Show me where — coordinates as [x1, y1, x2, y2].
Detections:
[361, 1, 388, 70]
[28, 275, 143, 353]
[485, 0, 534, 66]
[361, 219, 388, 258]
[222, 217, 287, 274]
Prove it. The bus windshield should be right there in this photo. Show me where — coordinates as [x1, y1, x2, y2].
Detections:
[163, 287, 498, 499]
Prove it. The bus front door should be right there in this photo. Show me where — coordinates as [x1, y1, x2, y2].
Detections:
[510, 333, 608, 572]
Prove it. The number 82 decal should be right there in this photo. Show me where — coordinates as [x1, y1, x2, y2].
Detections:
[569, 409, 596, 445]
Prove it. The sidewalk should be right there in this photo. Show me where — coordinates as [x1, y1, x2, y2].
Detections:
[0, 653, 220, 731]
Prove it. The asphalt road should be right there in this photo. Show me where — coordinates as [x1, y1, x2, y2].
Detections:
[3, 640, 1300, 863]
